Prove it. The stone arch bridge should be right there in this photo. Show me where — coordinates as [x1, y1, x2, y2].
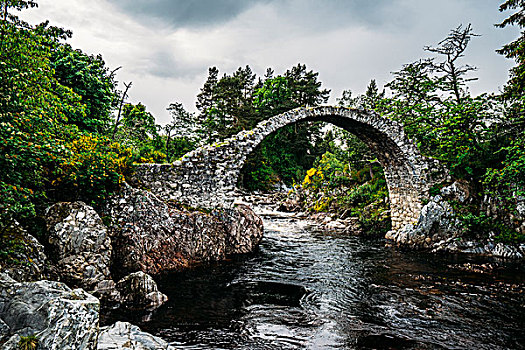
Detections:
[133, 106, 443, 231]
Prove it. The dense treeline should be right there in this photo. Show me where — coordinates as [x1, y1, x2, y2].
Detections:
[1, 0, 524, 247]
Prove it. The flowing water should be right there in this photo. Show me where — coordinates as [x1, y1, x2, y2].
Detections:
[105, 206, 525, 349]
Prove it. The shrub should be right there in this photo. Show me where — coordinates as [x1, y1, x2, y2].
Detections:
[18, 335, 39, 350]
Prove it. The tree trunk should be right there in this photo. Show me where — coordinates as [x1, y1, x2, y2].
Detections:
[111, 81, 132, 141]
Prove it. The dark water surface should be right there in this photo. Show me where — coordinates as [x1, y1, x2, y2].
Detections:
[105, 212, 525, 349]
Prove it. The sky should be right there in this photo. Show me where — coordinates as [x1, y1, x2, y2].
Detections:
[21, 0, 520, 124]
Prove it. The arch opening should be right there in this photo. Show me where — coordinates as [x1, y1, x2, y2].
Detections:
[237, 119, 392, 233]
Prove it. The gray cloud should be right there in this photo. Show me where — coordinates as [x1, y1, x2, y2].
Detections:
[29, 0, 516, 123]
[111, 0, 274, 28]
[144, 50, 204, 79]
[110, 0, 415, 31]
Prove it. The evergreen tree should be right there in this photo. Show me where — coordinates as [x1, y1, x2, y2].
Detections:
[496, 0, 525, 99]
[50, 43, 118, 133]
[242, 64, 330, 189]
[165, 102, 197, 162]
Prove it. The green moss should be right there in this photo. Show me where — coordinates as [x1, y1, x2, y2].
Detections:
[0, 225, 32, 266]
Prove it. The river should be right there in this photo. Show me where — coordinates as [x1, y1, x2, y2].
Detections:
[105, 204, 525, 349]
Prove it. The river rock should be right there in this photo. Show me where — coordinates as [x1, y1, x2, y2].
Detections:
[116, 272, 167, 310]
[103, 183, 263, 276]
[97, 321, 175, 350]
[0, 317, 9, 343]
[92, 279, 122, 306]
[0, 220, 46, 282]
[433, 239, 525, 259]
[0, 273, 99, 350]
[44, 201, 112, 291]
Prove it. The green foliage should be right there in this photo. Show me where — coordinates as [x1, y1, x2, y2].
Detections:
[241, 64, 329, 189]
[190, 63, 330, 190]
[196, 65, 258, 142]
[483, 130, 525, 217]
[0, 2, 132, 228]
[0, 232, 27, 266]
[293, 147, 390, 235]
[496, 0, 525, 99]
[457, 211, 525, 243]
[50, 134, 132, 206]
[164, 102, 198, 162]
[337, 79, 386, 111]
[241, 155, 277, 192]
[118, 103, 158, 143]
[382, 25, 507, 181]
[51, 43, 117, 133]
[18, 335, 39, 350]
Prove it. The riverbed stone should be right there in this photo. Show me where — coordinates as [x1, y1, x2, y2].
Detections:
[0, 274, 99, 350]
[0, 317, 9, 343]
[440, 180, 470, 203]
[386, 194, 459, 248]
[97, 321, 175, 350]
[44, 201, 112, 291]
[225, 204, 264, 255]
[116, 272, 168, 310]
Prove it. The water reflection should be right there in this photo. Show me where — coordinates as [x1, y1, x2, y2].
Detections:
[104, 211, 525, 349]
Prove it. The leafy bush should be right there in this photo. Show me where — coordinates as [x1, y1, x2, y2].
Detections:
[458, 211, 525, 243]
[50, 133, 132, 207]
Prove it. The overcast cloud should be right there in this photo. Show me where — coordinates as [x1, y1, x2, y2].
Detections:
[21, 0, 520, 124]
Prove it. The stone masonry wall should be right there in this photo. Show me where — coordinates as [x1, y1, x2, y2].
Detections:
[133, 106, 443, 230]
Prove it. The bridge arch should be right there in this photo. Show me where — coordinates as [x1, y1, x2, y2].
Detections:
[134, 106, 442, 231]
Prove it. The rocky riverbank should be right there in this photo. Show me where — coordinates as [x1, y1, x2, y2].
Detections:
[0, 182, 264, 349]
[2, 179, 524, 348]
[0, 274, 175, 350]
[236, 182, 525, 260]
[386, 181, 525, 259]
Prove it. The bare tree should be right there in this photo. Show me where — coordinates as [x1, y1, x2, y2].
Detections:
[111, 81, 132, 141]
[424, 24, 479, 104]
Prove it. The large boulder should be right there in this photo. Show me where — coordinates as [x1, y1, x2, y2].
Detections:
[103, 183, 263, 276]
[0, 274, 99, 350]
[97, 321, 175, 350]
[116, 272, 167, 310]
[44, 202, 112, 291]
[0, 221, 46, 282]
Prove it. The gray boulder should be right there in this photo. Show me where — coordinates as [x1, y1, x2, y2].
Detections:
[0, 220, 46, 282]
[0, 317, 9, 343]
[116, 272, 167, 310]
[97, 321, 175, 350]
[0, 274, 99, 350]
[103, 183, 263, 276]
[92, 279, 121, 305]
[45, 202, 112, 291]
